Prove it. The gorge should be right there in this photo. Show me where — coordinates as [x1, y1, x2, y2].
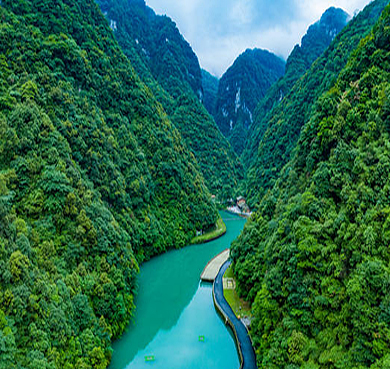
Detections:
[1, 0, 390, 368]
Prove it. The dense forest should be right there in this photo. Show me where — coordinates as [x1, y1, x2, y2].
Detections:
[3, 0, 390, 367]
[201, 69, 219, 116]
[243, 0, 388, 208]
[232, 0, 390, 367]
[96, 0, 243, 200]
[213, 49, 285, 155]
[286, 7, 350, 86]
[0, 0, 220, 367]
[242, 7, 350, 172]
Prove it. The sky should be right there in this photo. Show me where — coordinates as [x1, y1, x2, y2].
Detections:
[145, 0, 372, 77]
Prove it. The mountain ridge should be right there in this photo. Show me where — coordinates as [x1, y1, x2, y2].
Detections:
[242, 7, 350, 172]
[0, 0, 218, 367]
[232, 1, 390, 367]
[243, 2, 388, 208]
[213, 48, 286, 155]
[96, 0, 244, 199]
[201, 69, 219, 116]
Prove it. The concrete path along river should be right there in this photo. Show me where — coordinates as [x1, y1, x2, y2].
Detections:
[109, 211, 246, 369]
[213, 260, 257, 369]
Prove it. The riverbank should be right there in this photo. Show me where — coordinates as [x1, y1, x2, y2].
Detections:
[223, 265, 252, 322]
[213, 261, 257, 369]
[109, 211, 245, 369]
[226, 206, 252, 218]
[191, 217, 226, 244]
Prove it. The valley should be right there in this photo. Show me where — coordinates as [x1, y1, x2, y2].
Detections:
[1, 0, 390, 368]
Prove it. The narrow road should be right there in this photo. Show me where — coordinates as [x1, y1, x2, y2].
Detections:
[213, 260, 257, 369]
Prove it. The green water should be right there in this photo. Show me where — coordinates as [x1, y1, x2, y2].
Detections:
[109, 211, 246, 369]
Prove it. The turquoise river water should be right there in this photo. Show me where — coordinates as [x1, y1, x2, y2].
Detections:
[109, 211, 246, 369]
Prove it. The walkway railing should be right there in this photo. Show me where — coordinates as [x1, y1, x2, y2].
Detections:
[212, 260, 257, 369]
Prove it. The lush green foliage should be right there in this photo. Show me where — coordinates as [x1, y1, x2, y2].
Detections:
[244, 1, 388, 208]
[96, 0, 243, 200]
[98, 0, 202, 100]
[0, 0, 219, 367]
[286, 7, 350, 81]
[201, 69, 219, 116]
[232, 2, 390, 367]
[170, 94, 243, 199]
[191, 217, 226, 245]
[4, 0, 390, 367]
[214, 49, 285, 155]
[242, 7, 349, 171]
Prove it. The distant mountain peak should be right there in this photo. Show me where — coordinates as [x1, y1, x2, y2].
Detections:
[286, 7, 350, 77]
[308, 7, 351, 42]
[213, 48, 285, 155]
[96, 0, 243, 198]
[303, 7, 350, 46]
[201, 69, 219, 116]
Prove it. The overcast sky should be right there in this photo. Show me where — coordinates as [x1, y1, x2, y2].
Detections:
[145, 0, 372, 77]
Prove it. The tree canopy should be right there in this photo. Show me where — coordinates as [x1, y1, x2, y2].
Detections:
[232, 2, 390, 367]
[0, 0, 218, 367]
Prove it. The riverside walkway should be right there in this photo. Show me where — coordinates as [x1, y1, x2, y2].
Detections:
[200, 249, 230, 282]
[213, 260, 257, 369]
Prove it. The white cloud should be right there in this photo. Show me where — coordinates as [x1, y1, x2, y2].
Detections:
[230, 0, 255, 26]
[145, 0, 373, 77]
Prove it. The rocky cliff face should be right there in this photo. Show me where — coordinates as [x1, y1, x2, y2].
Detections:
[96, 0, 244, 200]
[214, 48, 285, 155]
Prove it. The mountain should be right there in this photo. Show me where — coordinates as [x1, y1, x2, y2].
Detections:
[214, 49, 285, 155]
[287, 7, 351, 79]
[96, 0, 243, 199]
[242, 7, 350, 171]
[0, 0, 219, 367]
[201, 69, 219, 116]
[99, 0, 202, 100]
[244, 2, 387, 208]
[231, 1, 390, 367]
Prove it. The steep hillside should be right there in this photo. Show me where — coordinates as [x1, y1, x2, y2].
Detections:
[214, 49, 285, 155]
[97, 0, 243, 199]
[242, 7, 350, 169]
[201, 69, 219, 116]
[0, 0, 218, 367]
[99, 0, 202, 100]
[245, 0, 388, 207]
[287, 7, 350, 78]
[232, 2, 390, 367]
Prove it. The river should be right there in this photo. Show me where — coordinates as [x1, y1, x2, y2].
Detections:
[109, 211, 246, 369]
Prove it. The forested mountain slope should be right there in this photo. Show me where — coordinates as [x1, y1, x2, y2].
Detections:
[244, 0, 388, 208]
[214, 49, 285, 155]
[232, 2, 390, 367]
[99, 0, 202, 100]
[201, 69, 219, 116]
[0, 0, 218, 367]
[242, 7, 350, 170]
[287, 7, 350, 82]
[96, 0, 243, 199]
